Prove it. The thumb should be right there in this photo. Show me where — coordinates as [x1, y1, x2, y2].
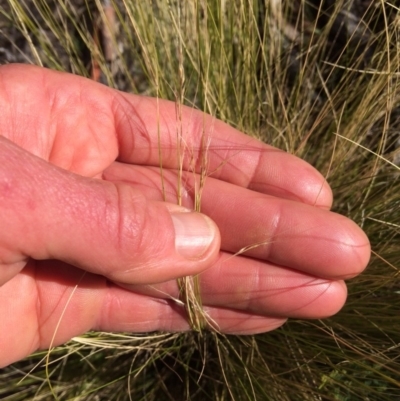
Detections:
[0, 137, 220, 286]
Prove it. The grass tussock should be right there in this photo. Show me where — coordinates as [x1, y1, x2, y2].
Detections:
[1, 0, 400, 400]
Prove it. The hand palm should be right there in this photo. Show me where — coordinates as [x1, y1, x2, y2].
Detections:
[0, 65, 370, 367]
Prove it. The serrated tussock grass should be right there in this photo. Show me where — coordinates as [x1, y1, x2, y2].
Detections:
[1, 0, 400, 400]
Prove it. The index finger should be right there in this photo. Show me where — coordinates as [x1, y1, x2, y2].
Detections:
[0, 64, 331, 208]
[113, 93, 333, 208]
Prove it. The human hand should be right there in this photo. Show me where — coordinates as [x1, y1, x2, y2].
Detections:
[0, 64, 370, 367]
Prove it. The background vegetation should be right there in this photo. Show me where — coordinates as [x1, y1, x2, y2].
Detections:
[0, 0, 399, 400]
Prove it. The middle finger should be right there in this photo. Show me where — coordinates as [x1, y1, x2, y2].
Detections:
[104, 163, 370, 279]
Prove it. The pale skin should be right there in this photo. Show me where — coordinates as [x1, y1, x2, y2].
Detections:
[0, 64, 370, 368]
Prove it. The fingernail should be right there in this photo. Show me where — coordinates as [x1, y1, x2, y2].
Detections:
[170, 211, 216, 259]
